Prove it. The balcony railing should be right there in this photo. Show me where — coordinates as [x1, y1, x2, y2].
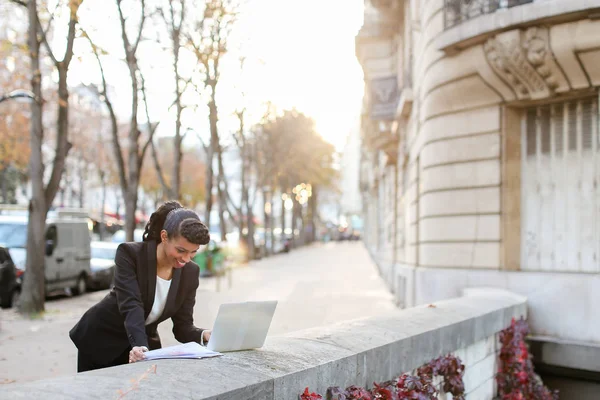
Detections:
[444, 0, 534, 29]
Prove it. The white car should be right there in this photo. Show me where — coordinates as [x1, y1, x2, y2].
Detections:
[88, 241, 118, 290]
[110, 229, 144, 243]
[0, 212, 92, 296]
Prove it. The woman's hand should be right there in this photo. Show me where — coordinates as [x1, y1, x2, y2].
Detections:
[202, 330, 211, 345]
[129, 346, 148, 363]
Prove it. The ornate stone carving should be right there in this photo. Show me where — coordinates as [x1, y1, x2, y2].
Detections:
[484, 27, 560, 100]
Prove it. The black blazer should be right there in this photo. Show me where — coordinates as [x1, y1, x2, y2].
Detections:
[69, 240, 206, 365]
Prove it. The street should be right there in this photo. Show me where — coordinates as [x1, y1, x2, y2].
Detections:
[0, 241, 396, 385]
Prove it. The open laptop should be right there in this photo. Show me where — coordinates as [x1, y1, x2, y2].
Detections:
[207, 300, 278, 352]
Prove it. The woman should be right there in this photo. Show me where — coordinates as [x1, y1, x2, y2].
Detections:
[70, 200, 211, 372]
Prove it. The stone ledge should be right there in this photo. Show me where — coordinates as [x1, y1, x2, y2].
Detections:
[0, 290, 526, 400]
[529, 335, 600, 373]
[437, 0, 600, 53]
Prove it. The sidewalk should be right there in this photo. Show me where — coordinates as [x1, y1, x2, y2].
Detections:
[0, 241, 396, 384]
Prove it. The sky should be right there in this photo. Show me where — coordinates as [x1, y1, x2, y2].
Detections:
[230, 0, 366, 150]
[64, 0, 366, 152]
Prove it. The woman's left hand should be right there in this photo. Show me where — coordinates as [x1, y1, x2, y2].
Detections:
[129, 346, 148, 363]
[202, 330, 211, 344]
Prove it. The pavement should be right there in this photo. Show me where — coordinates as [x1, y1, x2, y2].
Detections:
[0, 241, 396, 385]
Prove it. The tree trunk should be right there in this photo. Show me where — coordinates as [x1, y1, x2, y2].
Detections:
[172, 44, 183, 199]
[212, 91, 227, 242]
[99, 171, 107, 241]
[247, 206, 255, 260]
[238, 186, 246, 260]
[125, 105, 139, 242]
[262, 187, 270, 256]
[20, 0, 45, 314]
[125, 129, 140, 241]
[124, 55, 140, 240]
[78, 160, 85, 208]
[45, 65, 72, 210]
[204, 87, 219, 230]
[298, 200, 305, 246]
[216, 160, 227, 242]
[309, 185, 317, 243]
[1, 168, 7, 203]
[280, 190, 286, 245]
[204, 144, 214, 227]
[124, 185, 138, 242]
[291, 197, 297, 249]
[268, 187, 275, 255]
[239, 140, 250, 260]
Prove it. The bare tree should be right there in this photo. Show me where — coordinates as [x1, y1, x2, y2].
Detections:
[117, 0, 152, 241]
[8, 0, 84, 314]
[158, 0, 187, 199]
[187, 0, 238, 236]
[85, 1, 154, 241]
[227, 107, 255, 260]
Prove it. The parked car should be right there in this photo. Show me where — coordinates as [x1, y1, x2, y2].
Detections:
[88, 241, 118, 290]
[0, 246, 21, 308]
[0, 208, 92, 297]
[110, 229, 144, 243]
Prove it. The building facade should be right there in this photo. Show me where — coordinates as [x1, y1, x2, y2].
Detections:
[341, 120, 363, 217]
[356, 0, 600, 377]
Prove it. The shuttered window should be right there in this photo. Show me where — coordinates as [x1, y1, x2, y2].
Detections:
[521, 96, 599, 272]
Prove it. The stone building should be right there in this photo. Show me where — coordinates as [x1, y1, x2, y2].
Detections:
[356, 0, 600, 379]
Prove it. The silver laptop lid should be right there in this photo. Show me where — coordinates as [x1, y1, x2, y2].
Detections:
[207, 300, 278, 352]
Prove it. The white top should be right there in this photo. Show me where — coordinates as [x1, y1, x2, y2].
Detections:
[145, 276, 172, 325]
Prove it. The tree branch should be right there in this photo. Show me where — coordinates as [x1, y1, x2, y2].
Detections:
[221, 173, 242, 229]
[138, 69, 159, 171]
[8, 0, 27, 8]
[132, 0, 146, 55]
[62, 0, 81, 68]
[85, 31, 128, 191]
[150, 138, 171, 197]
[37, 3, 60, 65]
[140, 68, 170, 196]
[116, 0, 132, 55]
[195, 132, 209, 155]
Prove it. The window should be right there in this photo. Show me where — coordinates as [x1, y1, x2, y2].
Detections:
[91, 246, 117, 260]
[46, 226, 58, 251]
[0, 223, 27, 248]
[521, 97, 599, 272]
[444, 0, 534, 29]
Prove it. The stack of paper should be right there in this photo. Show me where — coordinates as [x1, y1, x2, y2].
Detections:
[143, 342, 222, 361]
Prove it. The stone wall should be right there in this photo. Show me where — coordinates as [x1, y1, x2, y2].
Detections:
[455, 334, 499, 398]
[0, 289, 525, 400]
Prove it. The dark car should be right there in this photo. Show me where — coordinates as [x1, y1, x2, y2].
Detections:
[88, 241, 117, 290]
[0, 246, 21, 308]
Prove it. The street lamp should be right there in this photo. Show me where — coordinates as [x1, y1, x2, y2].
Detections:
[0, 89, 35, 104]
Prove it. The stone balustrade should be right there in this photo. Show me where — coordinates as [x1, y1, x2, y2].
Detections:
[0, 289, 526, 400]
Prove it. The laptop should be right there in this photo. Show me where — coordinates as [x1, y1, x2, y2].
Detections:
[207, 300, 278, 352]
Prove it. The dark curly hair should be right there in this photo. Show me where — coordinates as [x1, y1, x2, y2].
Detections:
[142, 200, 210, 245]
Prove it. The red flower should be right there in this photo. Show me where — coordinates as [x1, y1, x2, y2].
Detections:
[300, 387, 323, 400]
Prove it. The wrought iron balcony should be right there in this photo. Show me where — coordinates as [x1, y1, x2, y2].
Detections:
[444, 0, 534, 29]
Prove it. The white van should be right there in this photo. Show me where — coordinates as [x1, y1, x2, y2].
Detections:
[0, 207, 92, 296]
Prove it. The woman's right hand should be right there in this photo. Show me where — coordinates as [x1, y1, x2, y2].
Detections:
[202, 330, 212, 344]
[129, 346, 148, 363]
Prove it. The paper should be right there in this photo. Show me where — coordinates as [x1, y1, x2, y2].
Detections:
[143, 342, 222, 361]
